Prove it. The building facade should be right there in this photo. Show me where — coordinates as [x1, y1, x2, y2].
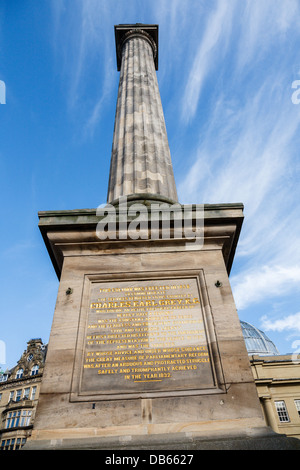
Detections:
[0, 339, 47, 450]
[250, 354, 300, 440]
[241, 321, 300, 440]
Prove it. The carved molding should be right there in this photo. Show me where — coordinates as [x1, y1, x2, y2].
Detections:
[117, 28, 157, 65]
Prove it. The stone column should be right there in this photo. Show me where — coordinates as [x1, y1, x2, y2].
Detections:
[107, 25, 178, 204]
[261, 397, 279, 433]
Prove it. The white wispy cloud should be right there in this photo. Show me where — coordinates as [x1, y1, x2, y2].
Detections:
[179, 71, 300, 212]
[51, 0, 116, 134]
[179, 0, 300, 126]
[261, 312, 300, 334]
[180, 0, 235, 124]
[177, 0, 300, 316]
[50, 1, 300, 317]
[232, 266, 300, 311]
[236, 0, 300, 73]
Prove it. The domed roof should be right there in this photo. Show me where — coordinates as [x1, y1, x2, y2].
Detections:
[241, 321, 279, 356]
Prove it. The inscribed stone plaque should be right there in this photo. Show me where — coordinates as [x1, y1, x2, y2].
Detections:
[80, 278, 215, 396]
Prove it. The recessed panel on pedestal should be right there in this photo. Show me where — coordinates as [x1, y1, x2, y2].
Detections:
[72, 273, 220, 400]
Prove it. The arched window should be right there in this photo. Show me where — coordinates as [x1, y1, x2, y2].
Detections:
[31, 364, 39, 376]
[16, 368, 23, 379]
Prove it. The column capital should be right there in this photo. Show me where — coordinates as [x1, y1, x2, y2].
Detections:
[114, 24, 159, 71]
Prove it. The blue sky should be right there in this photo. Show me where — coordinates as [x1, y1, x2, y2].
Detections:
[1, 0, 300, 369]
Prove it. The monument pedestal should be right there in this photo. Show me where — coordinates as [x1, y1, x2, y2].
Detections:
[24, 201, 300, 450]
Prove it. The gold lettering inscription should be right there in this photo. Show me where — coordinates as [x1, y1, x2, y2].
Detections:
[83, 280, 212, 389]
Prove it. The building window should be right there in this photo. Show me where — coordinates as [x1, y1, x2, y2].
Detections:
[31, 364, 39, 376]
[5, 409, 32, 429]
[275, 400, 290, 422]
[9, 439, 15, 450]
[3, 439, 10, 450]
[20, 409, 32, 427]
[15, 389, 22, 402]
[23, 387, 30, 399]
[15, 438, 21, 450]
[9, 391, 14, 401]
[5, 411, 21, 428]
[0, 393, 2, 402]
[295, 400, 300, 417]
[16, 368, 23, 379]
[15, 438, 26, 450]
[31, 386, 37, 400]
[0, 437, 26, 451]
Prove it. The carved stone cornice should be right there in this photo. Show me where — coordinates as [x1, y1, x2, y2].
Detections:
[117, 28, 157, 67]
[38, 203, 244, 279]
[3, 399, 34, 412]
[114, 24, 159, 70]
[0, 373, 42, 390]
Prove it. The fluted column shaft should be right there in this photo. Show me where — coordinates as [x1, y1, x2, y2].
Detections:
[107, 32, 178, 203]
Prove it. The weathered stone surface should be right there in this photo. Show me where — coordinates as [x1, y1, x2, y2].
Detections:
[25, 204, 279, 450]
[24, 431, 300, 450]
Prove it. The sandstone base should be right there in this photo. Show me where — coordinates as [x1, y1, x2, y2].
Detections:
[24, 429, 300, 450]
[27, 204, 290, 452]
